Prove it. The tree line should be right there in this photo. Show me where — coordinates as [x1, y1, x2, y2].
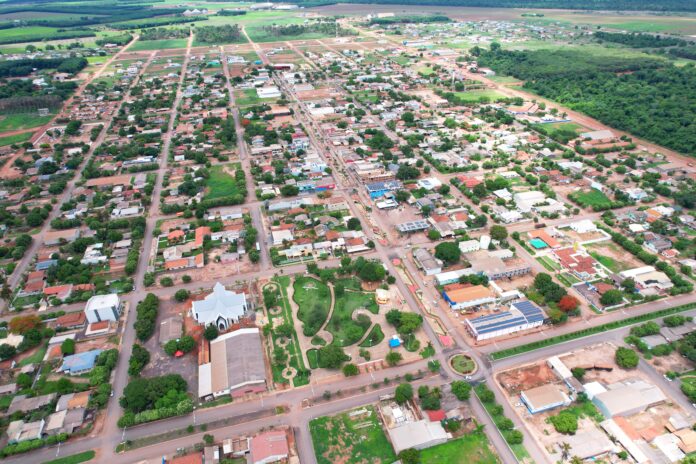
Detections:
[594, 31, 687, 48]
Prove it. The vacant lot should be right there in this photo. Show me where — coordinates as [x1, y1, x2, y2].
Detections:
[130, 39, 188, 51]
[310, 405, 396, 464]
[205, 164, 243, 200]
[0, 131, 32, 147]
[453, 89, 505, 102]
[420, 432, 500, 464]
[586, 241, 641, 273]
[569, 189, 612, 209]
[0, 113, 53, 133]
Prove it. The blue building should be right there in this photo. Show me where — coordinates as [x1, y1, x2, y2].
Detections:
[60, 349, 103, 375]
[366, 180, 402, 200]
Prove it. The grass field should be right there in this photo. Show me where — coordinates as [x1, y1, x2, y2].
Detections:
[0, 131, 33, 147]
[0, 113, 53, 133]
[234, 88, 264, 107]
[420, 432, 500, 464]
[537, 256, 561, 271]
[204, 164, 242, 200]
[326, 278, 378, 347]
[310, 406, 396, 464]
[19, 342, 47, 366]
[42, 450, 96, 464]
[358, 323, 384, 348]
[570, 189, 613, 209]
[453, 89, 505, 102]
[450, 354, 475, 374]
[557, 272, 581, 287]
[293, 276, 331, 337]
[130, 39, 188, 51]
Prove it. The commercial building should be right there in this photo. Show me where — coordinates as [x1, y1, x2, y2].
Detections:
[192, 282, 248, 331]
[520, 384, 571, 414]
[464, 300, 545, 341]
[198, 328, 267, 399]
[365, 180, 402, 199]
[84, 293, 121, 323]
[442, 284, 496, 311]
[591, 379, 666, 418]
[618, 266, 673, 292]
[387, 420, 449, 454]
[413, 248, 443, 276]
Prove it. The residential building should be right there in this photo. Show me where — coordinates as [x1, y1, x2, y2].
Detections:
[441, 284, 496, 311]
[250, 430, 289, 464]
[60, 349, 103, 375]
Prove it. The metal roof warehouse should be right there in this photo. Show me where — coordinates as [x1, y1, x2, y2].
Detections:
[465, 300, 545, 341]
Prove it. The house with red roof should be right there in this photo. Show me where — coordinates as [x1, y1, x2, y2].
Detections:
[250, 430, 289, 464]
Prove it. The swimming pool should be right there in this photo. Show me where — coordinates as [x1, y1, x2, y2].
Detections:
[529, 238, 548, 249]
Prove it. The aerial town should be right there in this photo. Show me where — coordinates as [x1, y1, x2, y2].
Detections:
[0, 1, 695, 463]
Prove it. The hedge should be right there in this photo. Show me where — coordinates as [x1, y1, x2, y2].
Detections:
[491, 301, 696, 360]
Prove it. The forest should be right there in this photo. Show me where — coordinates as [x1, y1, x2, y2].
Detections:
[0, 4, 186, 28]
[262, 21, 353, 37]
[475, 46, 696, 155]
[368, 14, 451, 25]
[289, 0, 696, 11]
[0, 57, 87, 78]
[194, 24, 242, 43]
[669, 46, 696, 60]
[594, 31, 687, 48]
[140, 27, 189, 41]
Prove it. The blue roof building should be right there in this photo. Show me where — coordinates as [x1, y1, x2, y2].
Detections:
[366, 181, 402, 199]
[60, 349, 103, 375]
[464, 300, 545, 341]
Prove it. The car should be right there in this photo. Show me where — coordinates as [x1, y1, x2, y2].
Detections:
[110, 390, 114, 397]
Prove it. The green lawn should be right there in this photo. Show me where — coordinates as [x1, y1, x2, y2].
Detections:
[130, 39, 188, 51]
[326, 279, 378, 347]
[0, 113, 53, 132]
[310, 406, 396, 464]
[307, 348, 319, 369]
[0, 131, 33, 147]
[570, 189, 613, 209]
[537, 256, 561, 271]
[234, 88, 265, 107]
[19, 342, 47, 366]
[293, 276, 331, 337]
[42, 450, 96, 464]
[205, 164, 242, 200]
[420, 432, 500, 464]
[450, 354, 475, 374]
[358, 324, 384, 348]
[589, 251, 619, 272]
[0, 393, 14, 411]
[557, 272, 581, 287]
[453, 89, 505, 102]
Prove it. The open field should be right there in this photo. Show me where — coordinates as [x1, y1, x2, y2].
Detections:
[420, 432, 500, 464]
[569, 189, 612, 209]
[453, 89, 505, 102]
[0, 131, 33, 147]
[204, 164, 243, 200]
[0, 113, 53, 133]
[310, 405, 396, 464]
[130, 39, 188, 51]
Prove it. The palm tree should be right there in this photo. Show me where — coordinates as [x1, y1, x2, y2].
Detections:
[559, 442, 571, 461]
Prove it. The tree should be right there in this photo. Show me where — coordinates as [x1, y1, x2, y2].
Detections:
[398, 448, 421, 464]
[342, 363, 359, 376]
[61, 338, 75, 355]
[128, 344, 150, 376]
[174, 289, 189, 302]
[347, 217, 362, 230]
[204, 325, 218, 341]
[600, 289, 623, 306]
[203, 434, 214, 445]
[386, 351, 403, 366]
[357, 261, 386, 282]
[9, 315, 42, 334]
[427, 229, 441, 240]
[550, 411, 578, 435]
[395, 383, 413, 404]
[317, 345, 348, 369]
[160, 277, 174, 287]
[451, 381, 472, 401]
[558, 295, 579, 312]
[490, 224, 508, 241]
[434, 242, 461, 264]
[571, 367, 585, 381]
[16, 372, 32, 389]
[615, 347, 639, 369]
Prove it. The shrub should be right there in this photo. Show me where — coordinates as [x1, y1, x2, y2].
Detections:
[549, 411, 578, 435]
[615, 347, 639, 369]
